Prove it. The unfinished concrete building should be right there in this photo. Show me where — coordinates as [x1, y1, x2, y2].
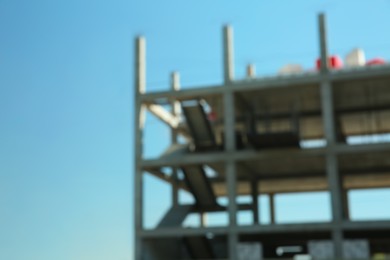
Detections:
[133, 14, 390, 259]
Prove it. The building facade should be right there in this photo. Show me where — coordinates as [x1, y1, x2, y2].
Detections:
[134, 14, 390, 259]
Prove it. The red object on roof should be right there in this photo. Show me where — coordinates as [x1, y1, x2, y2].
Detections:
[366, 58, 386, 66]
[316, 56, 343, 70]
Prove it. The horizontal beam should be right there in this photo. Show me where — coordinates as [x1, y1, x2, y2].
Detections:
[155, 203, 252, 214]
[140, 222, 333, 238]
[231, 72, 321, 92]
[140, 221, 390, 239]
[142, 151, 228, 168]
[228, 104, 390, 124]
[213, 173, 390, 196]
[202, 166, 390, 184]
[141, 74, 322, 103]
[334, 143, 390, 154]
[143, 169, 385, 195]
[238, 222, 333, 234]
[140, 226, 228, 238]
[141, 85, 224, 103]
[330, 65, 390, 82]
[141, 148, 326, 168]
[342, 220, 390, 231]
[142, 142, 390, 169]
[215, 177, 328, 195]
[141, 66, 390, 104]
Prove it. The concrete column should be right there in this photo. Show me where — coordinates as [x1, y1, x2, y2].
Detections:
[224, 90, 236, 226]
[326, 155, 344, 257]
[134, 36, 146, 260]
[226, 161, 237, 225]
[343, 189, 350, 220]
[170, 72, 180, 206]
[318, 13, 329, 72]
[224, 90, 236, 151]
[226, 160, 238, 260]
[320, 81, 336, 144]
[200, 212, 207, 227]
[228, 229, 239, 260]
[270, 194, 276, 224]
[251, 179, 259, 224]
[332, 228, 344, 258]
[223, 25, 234, 84]
[326, 156, 344, 222]
[318, 13, 344, 258]
[224, 88, 237, 259]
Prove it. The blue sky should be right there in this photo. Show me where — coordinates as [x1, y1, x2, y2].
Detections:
[1, 1, 390, 259]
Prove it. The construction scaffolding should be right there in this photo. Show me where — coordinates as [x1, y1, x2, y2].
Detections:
[134, 13, 390, 260]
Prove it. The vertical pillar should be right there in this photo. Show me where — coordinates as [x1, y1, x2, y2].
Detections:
[343, 189, 350, 220]
[269, 194, 276, 224]
[200, 212, 207, 227]
[318, 13, 329, 73]
[223, 25, 234, 84]
[223, 36, 237, 256]
[225, 90, 238, 260]
[251, 179, 259, 224]
[171, 72, 180, 206]
[318, 13, 344, 258]
[134, 36, 146, 260]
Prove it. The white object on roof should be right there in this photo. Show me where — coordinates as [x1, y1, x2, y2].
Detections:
[345, 48, 366, 67]
[246, 64, 256, 78]
[278, 64, 303, 75]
